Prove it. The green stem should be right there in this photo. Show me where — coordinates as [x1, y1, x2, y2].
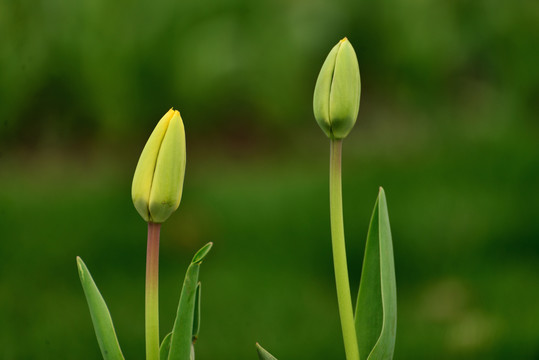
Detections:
[146, 222, 161, 360]
[329, 139, 360, 360]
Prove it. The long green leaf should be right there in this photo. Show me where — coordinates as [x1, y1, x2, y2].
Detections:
[167, 243, 212, 360]
[354, 187, 397, 360]
[76, 257, 125, 360]
[256, 343, 278, 360]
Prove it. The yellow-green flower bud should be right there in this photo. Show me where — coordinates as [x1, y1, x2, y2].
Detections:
[132, 109, 186, 223]
[313, 37, 361, 139]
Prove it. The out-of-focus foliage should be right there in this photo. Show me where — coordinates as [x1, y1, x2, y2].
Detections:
[2, 0, 538, 144]
[1, 0, 538, 359]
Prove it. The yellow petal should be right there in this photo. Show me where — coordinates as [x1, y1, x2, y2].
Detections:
[148, 110, 186, 223]
[131, 109, 175, 221]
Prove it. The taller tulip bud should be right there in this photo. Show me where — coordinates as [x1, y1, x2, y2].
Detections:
[313, 38, 361, 139]
[132, 108, 186, 223]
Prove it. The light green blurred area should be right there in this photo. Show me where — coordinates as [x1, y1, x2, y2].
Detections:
[1, 0, 539, 359]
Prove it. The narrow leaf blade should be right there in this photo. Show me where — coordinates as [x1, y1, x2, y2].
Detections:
[354, 187, 397, 360]
[77, 257, 125, 360]
[192, 282, 201, 341]
[167, 243, 212, 360]
[160, 332, 172, 360]
[256, 343, 278, 360]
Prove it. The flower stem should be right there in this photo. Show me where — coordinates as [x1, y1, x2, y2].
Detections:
[146, 222, 161, 360]
[329, 139, 360, 360]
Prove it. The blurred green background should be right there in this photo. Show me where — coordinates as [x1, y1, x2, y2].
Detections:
[1, 0, 539, 359]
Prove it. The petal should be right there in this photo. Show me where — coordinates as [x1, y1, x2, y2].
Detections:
[132, 109, 175, 221]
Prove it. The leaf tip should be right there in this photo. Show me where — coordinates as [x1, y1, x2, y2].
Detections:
[76, 257, 85, 279]
[256, 343, 278, 360]
[378, 186, 387, 201]
[192, 242, 213, 264]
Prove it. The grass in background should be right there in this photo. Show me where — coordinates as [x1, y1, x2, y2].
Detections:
[1, 117, 538, 359]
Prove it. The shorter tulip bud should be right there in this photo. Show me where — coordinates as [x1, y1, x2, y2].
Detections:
[132, 109, 186, 223]
[313, 37, 361, 139]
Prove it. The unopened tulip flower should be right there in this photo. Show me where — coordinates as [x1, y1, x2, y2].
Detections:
[132, 108, 186, 223]
[313, 38, 361, 139]
[313, 38, 362, 360]
[132, 108, 188, 359]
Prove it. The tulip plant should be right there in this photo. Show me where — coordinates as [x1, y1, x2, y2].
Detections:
[77, 37, 396, 360]
[77, 108, 212, 360]
[258, 38, 397, 360]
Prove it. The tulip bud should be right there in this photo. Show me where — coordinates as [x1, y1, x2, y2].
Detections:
[132, 109, 186, 223]
[313, 37, 361, 139]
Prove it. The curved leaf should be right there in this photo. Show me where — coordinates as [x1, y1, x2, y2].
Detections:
[192, 242, 213, 264]
[77, 257, 125, 360]
[192, 283, 201, 341]
[354, 188, 397, 360]
[167, 243, 212, 360]
[160, 332, 172, 360]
